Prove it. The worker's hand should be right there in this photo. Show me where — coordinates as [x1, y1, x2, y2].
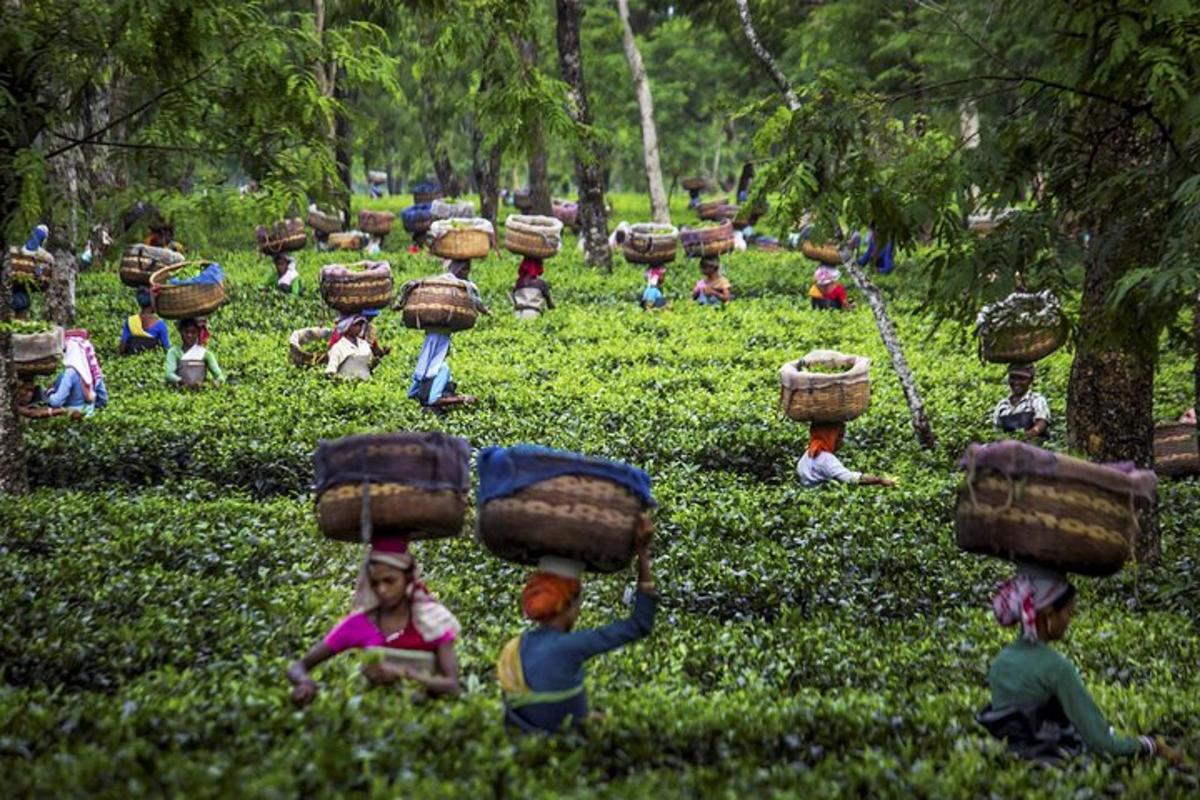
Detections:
[633, 513, 654, 551]
[880, 478, 897, 488]
[1154, 736, 1190, 770]
[362, 662, 401, 685]
[291, 679, 318, 708]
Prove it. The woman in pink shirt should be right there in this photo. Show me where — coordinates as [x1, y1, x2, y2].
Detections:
[287, 537, 461, 706]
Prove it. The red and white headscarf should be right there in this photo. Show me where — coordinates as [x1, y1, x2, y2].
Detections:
[991, 565, 1071, 641]
[351, 537, 460, 643]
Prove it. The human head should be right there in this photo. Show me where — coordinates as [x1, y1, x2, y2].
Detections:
[336, 313, 367, 342]
[11, 287, 31, 319]
[1008, 363, 1035, 397]
[177, 318, 204, 348]
[361, 537, 416, 611]
[814, 267, 840, 287]
[15, 381, 36, 405]
[273, 253, 292, 274]
[25, 224, 49, 252]
[992, 565, 1075, 642]
[700, 255, 720, 276]
[135, 288, 153, 310]
[447, 259, 471, 280]
[807, 421, 846, 457]
[522, 559, 583, 629]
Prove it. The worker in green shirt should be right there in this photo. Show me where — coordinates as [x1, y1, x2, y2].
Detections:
[978, 565, 1187, 766]
[263, 253, 302, 296]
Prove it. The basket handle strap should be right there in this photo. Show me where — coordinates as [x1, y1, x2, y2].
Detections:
[359, 447, 373, 544]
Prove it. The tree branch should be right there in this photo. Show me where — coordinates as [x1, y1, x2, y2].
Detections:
[733, 0, 801, 112]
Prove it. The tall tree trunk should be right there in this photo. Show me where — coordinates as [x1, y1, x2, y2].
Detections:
[1194, 293, 1200, 420]
[469, 103, 502, 227]
[334, 93, 353, 223]
[420, 84, 461, 196]
[0, 189, 29, 494]
[1067, 216, 1159, 562]
[514, 35, 552, 215]
[616, 0, 669, 224]
[44, 250, 76, 327]
[555, 0, 611, 268]
[736, 0, 935, 448]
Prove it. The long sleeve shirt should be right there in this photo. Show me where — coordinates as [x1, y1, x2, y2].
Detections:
[988, 638, 1146, 757]
[119, 316, 172, 350]
[511, 590, 657, 732]
[164, 346, 225, 384]
[795, 451, 861, 487]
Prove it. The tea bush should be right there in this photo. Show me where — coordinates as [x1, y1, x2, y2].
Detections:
[2, 195, 1198, 796]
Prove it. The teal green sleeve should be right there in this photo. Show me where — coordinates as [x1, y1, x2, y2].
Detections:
[290, 276, 302, 296]
[164, 347, 181, 384]
[1052, 656, 1144, 757]
[205, 350, 225, 384]
[263, 271, 277, 290]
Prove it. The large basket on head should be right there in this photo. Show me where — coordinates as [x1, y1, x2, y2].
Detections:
[476, 446, 653, 574]
[319, 261, 393, 313]
[552, 201, 579, 229]
[150, 262, 225, 320]
[314, 432, 471, 542]
[697, 199, 731, 221]
[359, 210, 395, 237]
[397, 276, 478, 332]
[413, 183, 442, 206]
[13, 327, 63, 378]
[307, 207, 343, 234]
[368, 170, 388, 186]
[779, 350, 871, 423]
[402, 205, 434, 234]
[257, 218, 307, 255]
[5, 247, 53, 290]
[120, 244, 185, 287]
[504, 215, 563, 259]
[682, 177, 708, 192]
[680, 221, 734, 258]
[977, 292, 1069, 364]
[327, 232, 367, 251]
[428, 218, 493, 261]
[801, 241, 842, 266]
[622, 223, 678, 265]
[954, 441, 1156, 577]
[289, 327, 331, 368]
[1154, 422, 1200, 477]
[431, 199, 475, 221]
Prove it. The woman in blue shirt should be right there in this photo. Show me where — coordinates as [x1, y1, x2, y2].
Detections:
[497, 515, 657, 734]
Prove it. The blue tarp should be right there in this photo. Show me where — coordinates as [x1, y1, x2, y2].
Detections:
[169, 263, 225, 286]
[477, 445, 654, 507]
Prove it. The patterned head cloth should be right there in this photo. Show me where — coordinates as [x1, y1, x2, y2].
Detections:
[992, 564, 1071, 641]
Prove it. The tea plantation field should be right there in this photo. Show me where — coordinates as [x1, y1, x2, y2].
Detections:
[3, 195, 1198, 796]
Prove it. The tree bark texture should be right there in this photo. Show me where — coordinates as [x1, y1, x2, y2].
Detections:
[469, 110, 502, 228]
[515, 35, 552, 215]
[616, 0, 669, 224]
[1194, 293, 1200, 419]
[45, 250, 76, 327]
[842, 256, 937, 450]
[419, 84, 462, 197]
[734, 0, 801, 112]
[555, 0, 611, 268]
[0, 189, 29, 494]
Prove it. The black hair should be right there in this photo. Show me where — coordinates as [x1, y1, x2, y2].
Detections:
[177, 318, 200, 333]
[1052, 583, 1077, 610]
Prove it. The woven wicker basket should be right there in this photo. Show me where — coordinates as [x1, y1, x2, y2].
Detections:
[327, 232, 366, 251]
[413, 185, 442, 206]
[13, 327, 63, 363]
[779, 351, 871, 423]
[428, 219, 492, 260]
[552, 201, 579, 228]
[120, 245, 185, 287]
[478, 475, 644, 573]
[306, 208, 343, 234]
[314, 432, 470, 541]
[257, 218, 307, 255]
[680, 221, 734, 258]
[398, 277, 478, 332]
[150, 262, 226, 320]
[15, 355, 62, 378]
[288, 327, 331, 368]
[801, 241, 842, 265]
[1154, 422, 1200, 477]
[682, 177, 708, 192]
[431, 199, 475, 220]
[955, 467, 1142, 578]
[5, 247, 52, 289]
[359, 210, 395, 236]
[980, 324, 1067, 364]
[697, 199, 731, 221]
[368, 170, 388, 185]
[319, 262, 394, 313]
[622, 224, 679, 264]
[504, 215, 563, 258]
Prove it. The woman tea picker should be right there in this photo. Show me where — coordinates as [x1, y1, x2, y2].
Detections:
[693, 255, 732, 306]
[46, 331, 108, 417]
[795, 422, 894, 488]
[993, 363, 1050, 439]
[980, 565, 1186, 766]
[263, 253, 301, 296]
[407, 260, 488, 411]
[288, 537, 461, 706]
[118, 288, 171, 355]
[326, 313, 374, 380]
[164, 318, 225, 388]
[498, 515, 657, 734]
[511, 257, 554, 320]
[808, 266, 853, 311]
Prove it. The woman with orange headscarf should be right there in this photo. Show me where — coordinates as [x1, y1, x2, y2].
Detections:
[510, 257, 554, 320]
[795, 422, 894, 488]
[497, 515, 657, 734]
